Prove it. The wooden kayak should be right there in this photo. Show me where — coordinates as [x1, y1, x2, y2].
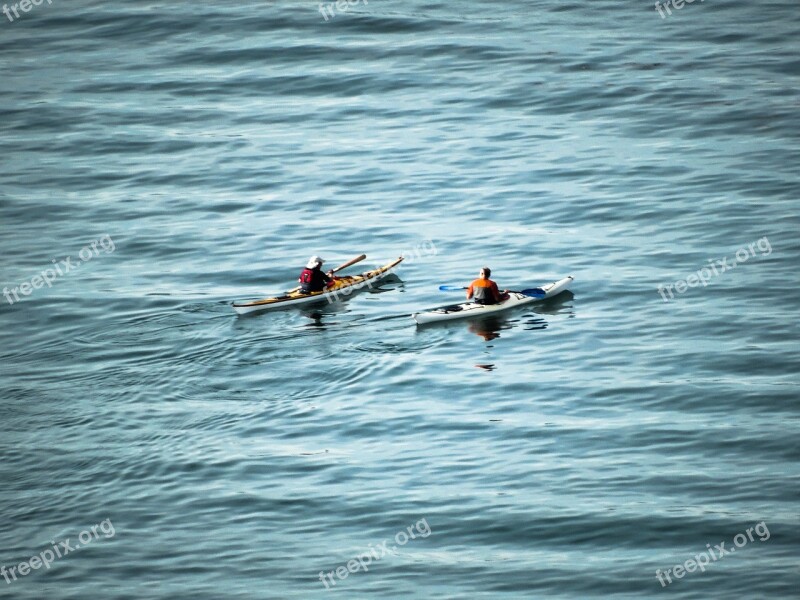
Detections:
[232, 257, 404, 316]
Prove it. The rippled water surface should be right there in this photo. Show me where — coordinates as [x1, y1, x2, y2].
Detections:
[1, 1, 798, 598]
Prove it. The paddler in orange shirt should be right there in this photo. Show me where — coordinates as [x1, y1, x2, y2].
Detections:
[466, 267, 507, 305]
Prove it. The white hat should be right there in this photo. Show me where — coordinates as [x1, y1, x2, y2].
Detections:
[306, 256, 324, 269]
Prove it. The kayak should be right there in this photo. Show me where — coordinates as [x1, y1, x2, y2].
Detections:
[232, 257, 403, 316]
[412, 275, 573, 325]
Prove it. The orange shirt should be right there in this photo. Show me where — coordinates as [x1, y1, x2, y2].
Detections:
[467, 278, 500, 302]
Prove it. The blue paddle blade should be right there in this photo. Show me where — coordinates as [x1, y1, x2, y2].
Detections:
[439, 285, 466, 291]
[520, 288, 546, 298]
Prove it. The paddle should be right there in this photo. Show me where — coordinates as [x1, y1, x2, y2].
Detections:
[438, 285, 546, 298]
[331, 254, 367, 274]
[286, 254, 367, 293]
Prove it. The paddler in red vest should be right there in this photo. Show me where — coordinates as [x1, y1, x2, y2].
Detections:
[466, 267, 507, 305]
[299, 256, 335, 293]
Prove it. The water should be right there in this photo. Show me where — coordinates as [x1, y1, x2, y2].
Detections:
[1, 1, 798, 598]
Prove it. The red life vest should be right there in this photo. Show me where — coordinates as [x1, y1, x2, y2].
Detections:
[299, 268, 315, 285]
[299, 267, 330, 292]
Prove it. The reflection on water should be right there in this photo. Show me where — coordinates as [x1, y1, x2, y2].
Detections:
[466, 290, 575, 339]
[299, 280, 405, 328]
[302, 311, 328, 328]
[522, 315, 548, 331]
[468, 315, 510, 341]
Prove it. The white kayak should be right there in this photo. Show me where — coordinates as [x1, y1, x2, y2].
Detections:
[232, 257, 403, 316]
[412, 276, 573, 325]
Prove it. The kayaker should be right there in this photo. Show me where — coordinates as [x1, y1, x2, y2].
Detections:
[299, 256, 334, 293]
[466, 267, 506, 305]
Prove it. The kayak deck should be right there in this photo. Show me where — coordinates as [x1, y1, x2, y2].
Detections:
[412, 275, 573, 325]
[232, 257, 403, 316]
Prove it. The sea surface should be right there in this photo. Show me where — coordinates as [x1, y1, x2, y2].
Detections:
[1, 1, 798, 598]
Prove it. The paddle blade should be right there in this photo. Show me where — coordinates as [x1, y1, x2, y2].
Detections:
[520, 288, 546, 298]
[439, 285, 467, 291]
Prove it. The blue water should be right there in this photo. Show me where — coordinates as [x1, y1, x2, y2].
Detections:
[1, 1, 798, 598]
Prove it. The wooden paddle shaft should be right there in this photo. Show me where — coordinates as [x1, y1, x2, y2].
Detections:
[331, 254, 366, 273]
